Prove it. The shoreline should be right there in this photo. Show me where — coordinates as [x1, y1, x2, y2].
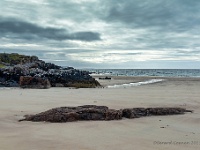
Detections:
[92, 75, 200, 87]
[1, 75, 200, 89]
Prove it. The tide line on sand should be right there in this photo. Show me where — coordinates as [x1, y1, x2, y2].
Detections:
[107, 79, 165, 88]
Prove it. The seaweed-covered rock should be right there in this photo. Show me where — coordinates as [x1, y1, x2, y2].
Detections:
[105, 109, 123, 120]
[122, 108, 147, 118]
[19, 105, 192, 123]
[122, 107, 193, 118]
[19, 105, 122, 122]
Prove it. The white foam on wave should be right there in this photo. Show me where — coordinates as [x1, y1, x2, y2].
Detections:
[107, 79, 164, 88]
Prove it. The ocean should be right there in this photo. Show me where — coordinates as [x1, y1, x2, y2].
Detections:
[87, 69, 200, 77]
[86, 69, 200, 88]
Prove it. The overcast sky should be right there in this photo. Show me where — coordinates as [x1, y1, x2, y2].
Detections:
[0, 0, 200, 69]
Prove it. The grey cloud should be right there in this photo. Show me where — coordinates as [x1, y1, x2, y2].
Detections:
[1, 0, 200, 69]
[106, 0, 171, 25]
[175, 50, 200, 56]
[71, 32, 101, 41]
[0, 48, 107, 68]
[107, 52, 141, 55]
[0, 18, 101, 41]
[104, 0, 200, 31]
[0, 48, 100, 59]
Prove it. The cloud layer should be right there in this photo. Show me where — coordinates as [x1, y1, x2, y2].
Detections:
[0, 0, 200, 68]
[0, 18, 101, 41]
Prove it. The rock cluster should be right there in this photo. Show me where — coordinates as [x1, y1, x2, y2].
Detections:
[19, 105, 192, 123]
[0, 53, 100, 88]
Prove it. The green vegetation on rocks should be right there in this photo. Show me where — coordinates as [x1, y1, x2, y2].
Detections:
[0, 53, 39, 66]
[0, 63, 5, 68]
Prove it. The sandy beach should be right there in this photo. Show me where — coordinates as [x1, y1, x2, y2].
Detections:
[1, 76, 200, 150]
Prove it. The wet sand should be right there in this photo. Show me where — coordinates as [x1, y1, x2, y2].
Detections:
[0, 76, 200, 150]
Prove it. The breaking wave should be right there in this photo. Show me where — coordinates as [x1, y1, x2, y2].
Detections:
[107, 79, 164, 88]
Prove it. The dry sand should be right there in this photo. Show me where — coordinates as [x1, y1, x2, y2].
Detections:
[0, 76, 200, 150]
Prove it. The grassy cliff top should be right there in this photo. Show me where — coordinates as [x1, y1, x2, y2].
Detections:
[0, 63, 5, 68]
[0, 53, 39, 66]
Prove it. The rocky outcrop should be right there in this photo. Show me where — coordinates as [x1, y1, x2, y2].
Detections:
[19, 76, 51, 89]
[19, 105, 192, 123]
[0, 53, 101, 88]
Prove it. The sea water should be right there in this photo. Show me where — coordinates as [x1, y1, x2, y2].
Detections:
[88, 69, 200, 77]
[86, 69, 200, 88]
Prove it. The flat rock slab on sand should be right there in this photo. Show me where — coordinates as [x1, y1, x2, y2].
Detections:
[19, 105, 192, 122]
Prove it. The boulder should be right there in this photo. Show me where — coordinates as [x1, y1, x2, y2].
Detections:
[19, 76, 51, 89]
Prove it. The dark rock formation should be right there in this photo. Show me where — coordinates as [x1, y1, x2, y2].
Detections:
[19, 105, 123, 122]
[0, 53, 101, 88]
[99, 76, 111, 80]
[122, 107, 192, 118]
[19, 105, 192, 123]
[19, 76, 51, 89]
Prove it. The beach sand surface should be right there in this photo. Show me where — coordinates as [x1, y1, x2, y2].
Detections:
[0, 76, 200, 150]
